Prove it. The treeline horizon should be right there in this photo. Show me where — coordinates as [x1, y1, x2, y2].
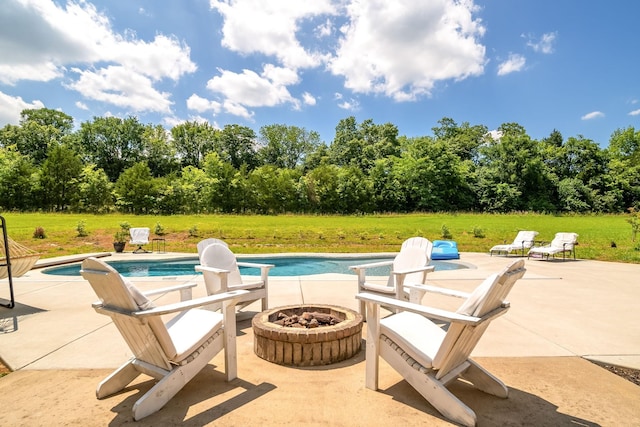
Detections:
[0, 108, 638, 215]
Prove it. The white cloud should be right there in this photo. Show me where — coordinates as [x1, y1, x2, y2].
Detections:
[497, 53, 526, 76]
[210, 0, 336, 69]
[67, 66, 173, 113]
[223, 100, 254, 120]
[0, 91, 45, 125]
[628, 109, 640, 116]
[337, 97, 359, 111]
[328, 0, 486, 101]
[75, 101, 88, 110]
[199, 64, 308, 118]
[581, 111, 605, 120]
[0, 0, 195, 112]
[315, 18, 333, 37]
[186, 94, 222, 114]
[302, 92, 316, 106]
[526, 32, 557, 54]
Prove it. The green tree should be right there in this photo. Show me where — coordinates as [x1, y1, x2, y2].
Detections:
[475, 123, 553, 212]
[143, 124, 179, 177]
[247, 165, 303, 213]
[607, 126, 640, 210]
[202, 152, 244, 213]
[170, 121, 220, 169]
[431, 117, 487, 162]
[257, 124, 321, 169]
[114, 162, 158, 214]
[220, 124, 258, 170]
[78, 116, 147, 181]
[0, 147, 37, 210]
[39, 143, 83, 211]
[77, 164, 113, 213]
[329, 117, 399, 172]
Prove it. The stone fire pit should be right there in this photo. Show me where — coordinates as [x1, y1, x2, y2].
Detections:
[252, 304, 363, 367]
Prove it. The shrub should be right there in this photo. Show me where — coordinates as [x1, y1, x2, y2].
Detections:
[441, 224, 452, 239]
[189, 225, 199, 238]
[472, 226, 485, 238]
[154, 221, 165, 236]
[76, 220, 88, 237]
[33, 227, 46, 239]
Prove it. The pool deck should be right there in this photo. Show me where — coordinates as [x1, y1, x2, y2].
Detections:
[1, 252, 639, 426]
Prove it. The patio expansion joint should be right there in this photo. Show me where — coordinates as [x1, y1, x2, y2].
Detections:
[14, 321, 114, 371]
[502, 317, 577, 356]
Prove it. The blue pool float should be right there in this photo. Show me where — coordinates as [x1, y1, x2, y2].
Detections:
[431, 240, 460, 260]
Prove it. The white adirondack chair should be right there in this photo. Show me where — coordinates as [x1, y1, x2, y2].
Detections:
[356, 259, 526, 427]
[351, 237, 435, 316]
[196, 238, 228, 257]
[195, 243, 274, 312]
[489, 230, 538, 256]
[80, 257, 248, 420]
[528, 232, 579, 261]
[129, 227, 150, 253]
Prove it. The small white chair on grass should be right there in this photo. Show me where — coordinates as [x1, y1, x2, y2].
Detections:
[129, 227, 150, 253]
[80, 257, 248, 420]
[357, 259, 526, 427]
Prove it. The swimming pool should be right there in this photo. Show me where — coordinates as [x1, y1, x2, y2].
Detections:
[42, 255, 468, 277]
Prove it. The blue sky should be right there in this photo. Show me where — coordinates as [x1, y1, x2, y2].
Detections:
[1, 0, 638, 147]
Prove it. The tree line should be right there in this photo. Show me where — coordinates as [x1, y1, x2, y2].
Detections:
[0, 108, 638, 215]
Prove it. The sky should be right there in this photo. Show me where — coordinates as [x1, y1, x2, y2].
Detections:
[1, 0, 639, 147]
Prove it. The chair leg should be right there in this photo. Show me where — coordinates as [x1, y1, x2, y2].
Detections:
[96, 359, 141, 398]
[380, 342, 476, 427]
[461, 359, 508, 398]
[132, 367, 188, 420]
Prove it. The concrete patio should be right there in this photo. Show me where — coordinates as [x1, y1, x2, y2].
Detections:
[1, 252, 639, 426]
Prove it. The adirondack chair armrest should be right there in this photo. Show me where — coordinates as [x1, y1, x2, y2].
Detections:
[195, 265, 230, 275]
[142, 282, 197, 302]
[237, 262, 274, 281]
[350, 260, 394, 271]
[403, 283, 470, 299]
[237, 261, 274, 270]
[143, 282, 197, 296]
[392, 265, 436, 276]
[132, 289, 250, 317]
[356, 292, 482, 325]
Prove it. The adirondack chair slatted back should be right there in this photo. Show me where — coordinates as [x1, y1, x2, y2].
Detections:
[197, 238, 229, 257]
[81, 258, 174, 370]
[387, 246, 429, 288]
[200, 243, 243, 292]
[432, 259, 526, 378]
[401, 237, 434, 263]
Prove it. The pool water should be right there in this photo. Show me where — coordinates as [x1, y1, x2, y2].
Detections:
[43, 256, 467, 277]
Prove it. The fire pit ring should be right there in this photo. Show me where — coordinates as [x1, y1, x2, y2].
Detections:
[252, 304, 363, 367]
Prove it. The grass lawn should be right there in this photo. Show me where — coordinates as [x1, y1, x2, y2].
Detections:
[1, 212, 638, 264]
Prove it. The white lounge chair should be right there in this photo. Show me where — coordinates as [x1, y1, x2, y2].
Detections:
[528, 232, 579, 261]
[80, 257, 248, 420]
[356, 259, 526, 427]
[196, 243, 274, 312]
[129, 227, 150, 253]
[351, 237, 435, 317]
[489, 230, 538, 256]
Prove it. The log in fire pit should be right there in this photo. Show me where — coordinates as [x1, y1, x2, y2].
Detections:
[252, 304, 363, 367]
